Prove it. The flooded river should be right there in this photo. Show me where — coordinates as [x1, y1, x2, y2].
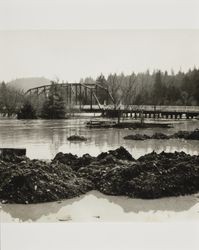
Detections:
[0, 117, 199, 222]
[0, 117, 199, 160]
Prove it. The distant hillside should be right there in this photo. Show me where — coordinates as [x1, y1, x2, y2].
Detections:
[7, 77, 52, 92]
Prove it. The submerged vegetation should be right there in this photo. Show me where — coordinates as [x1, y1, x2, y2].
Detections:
[124, 129, 199, 140]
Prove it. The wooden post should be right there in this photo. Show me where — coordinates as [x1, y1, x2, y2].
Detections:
[75, 85, 78, 105]
[66, 85, 68, 105]
[117, 108, 121, 124]
[85, 87, 87, 105]
[90, 89, 93, 110]
[69, 84, 72, 106]
[135, 112, 137, 119]
[95, 85, 98, 99]
[79, 84, 82, 109]
[106, 89, 109, 105]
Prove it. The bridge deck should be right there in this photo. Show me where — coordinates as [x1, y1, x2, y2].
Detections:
[78, 105, 199, 113]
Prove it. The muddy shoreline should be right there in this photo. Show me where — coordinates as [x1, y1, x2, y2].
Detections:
[0, 146, 199, 204]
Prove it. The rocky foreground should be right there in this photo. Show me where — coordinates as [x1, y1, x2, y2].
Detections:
[0, 147, 199, 204]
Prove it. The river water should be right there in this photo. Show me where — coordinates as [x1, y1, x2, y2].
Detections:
[0, 117, 199, 159]
[0, 117, 199, 222]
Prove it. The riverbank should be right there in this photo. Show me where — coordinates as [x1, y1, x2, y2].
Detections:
[0, 147, 199, 204]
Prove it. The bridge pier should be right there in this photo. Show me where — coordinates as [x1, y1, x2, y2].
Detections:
[134, 112, 137, 119]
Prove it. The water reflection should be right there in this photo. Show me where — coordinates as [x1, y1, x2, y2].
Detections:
[1, 191, 199, 222]
[0, 118, 199, 159]
[1, 119, 199, 222]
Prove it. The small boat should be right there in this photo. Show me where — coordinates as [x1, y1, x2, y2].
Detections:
[86, 120, 116, 128]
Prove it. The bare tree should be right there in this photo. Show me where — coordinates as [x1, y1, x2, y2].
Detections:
[0, 83, 24, 116]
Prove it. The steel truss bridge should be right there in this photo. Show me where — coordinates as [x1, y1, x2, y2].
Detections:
[26, 83, 199, 119]
[26, 82, 114, 111]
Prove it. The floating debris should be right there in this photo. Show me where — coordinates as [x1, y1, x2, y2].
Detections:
[67, 135, 87, 141]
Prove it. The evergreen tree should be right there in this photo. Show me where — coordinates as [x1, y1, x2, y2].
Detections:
[96, 74, 108, 104]
[191, 69, 199, 104]
[17, 100, 37, 119]
[0, 81, 24, 116]
[41, 82, 66, 119]
[152, 71, 165, 105]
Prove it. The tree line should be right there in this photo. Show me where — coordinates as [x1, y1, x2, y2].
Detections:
[89, 68, 199, 107]
[0, 67, 199, 118]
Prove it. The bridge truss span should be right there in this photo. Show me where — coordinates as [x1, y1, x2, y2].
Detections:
[26, 82, 115, 111]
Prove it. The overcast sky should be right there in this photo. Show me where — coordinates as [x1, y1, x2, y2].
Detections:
[1, 30, 199, 82]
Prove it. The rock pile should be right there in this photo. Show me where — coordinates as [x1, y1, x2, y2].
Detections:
[0, 157, 93, 204]
[53, 152, 94, 171]
[0, 146, 199, 203]
[78, 150, 199, 199]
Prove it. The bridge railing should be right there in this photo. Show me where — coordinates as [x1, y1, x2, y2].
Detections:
[115, 105, 199, 112]
[79, 104, 199, 112]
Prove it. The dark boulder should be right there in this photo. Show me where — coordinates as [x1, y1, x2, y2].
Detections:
[53, 152, 78, 165]
[97, 147, 134, 161]
[53, 152, 95, 171]
[0, 148, 27, 163]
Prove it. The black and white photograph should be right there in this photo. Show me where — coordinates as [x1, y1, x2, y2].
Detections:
[0, 1, 199, 250]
